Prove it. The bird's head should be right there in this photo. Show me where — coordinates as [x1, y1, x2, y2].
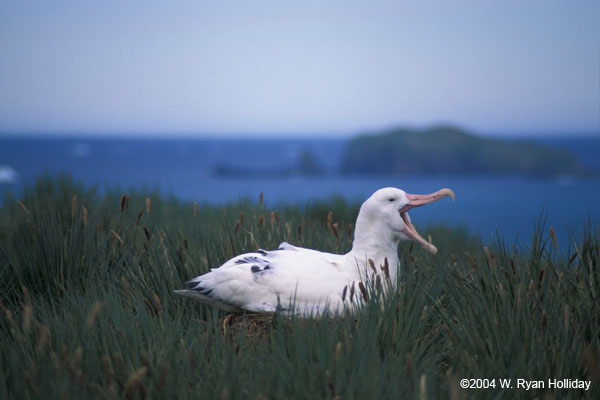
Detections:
[357, 187, 455, 254]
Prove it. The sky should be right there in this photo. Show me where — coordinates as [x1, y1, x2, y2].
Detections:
[0, 1, 599, 137]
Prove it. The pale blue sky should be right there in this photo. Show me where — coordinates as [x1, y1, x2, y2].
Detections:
[0, 1, 598, 136]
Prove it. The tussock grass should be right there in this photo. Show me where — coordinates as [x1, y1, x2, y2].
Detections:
[1, 175, 599, 399]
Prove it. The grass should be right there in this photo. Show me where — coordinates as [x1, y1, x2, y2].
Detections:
[1, 175, 599, 399]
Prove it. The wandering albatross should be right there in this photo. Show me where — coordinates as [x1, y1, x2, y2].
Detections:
[175, 187, 454, 316]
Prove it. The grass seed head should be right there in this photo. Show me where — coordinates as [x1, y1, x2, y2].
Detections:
[549, 226, 558, 249]
[419, 305, 428, 323]
[0, 303, 14, 328]
[259, 192, 263, 208]
[221, 388, 230, 400]
[82, 207, 88, 225]
[381, 257, 390, 279]
[335, 341, 343, 361]
[152, 294, 163, 316]
[145, 197, 151, 213]
[193, 201, 198, 217]
[358, 281, 368, 302]
[22, 287, 32, 332]
[72, 194, 78, 217]
[327, 211, 333, 230]
[541, 310, 547, 330]
[465, 251, 477, 270]
[538, 264, 548, 288]
[73, 346, 83, 367]
[101, 355, 112, 384]
[124, 367, 148, 400]
[368, 259, 377, 274]
[86, 302, 101, 328]
[419, 374, 427, 400]
[121, 276, 131, 299]
[35, 321, 50, 352]
[528, 279, 534, 296]
[483, 246, 496, 270]
[332, 223, 339, 239]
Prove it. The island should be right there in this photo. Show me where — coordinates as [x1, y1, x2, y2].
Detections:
[339, 126, 586, 176]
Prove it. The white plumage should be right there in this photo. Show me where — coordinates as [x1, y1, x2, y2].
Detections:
[175, 187, 454, 316]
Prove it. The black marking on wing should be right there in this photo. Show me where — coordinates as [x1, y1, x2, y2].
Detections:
[249, 262, 276, 284]
[257, 249, 268, 256]
[250, 263, 273, 273]
[183, 280, 213, 296]
[235, 256, 268, 265]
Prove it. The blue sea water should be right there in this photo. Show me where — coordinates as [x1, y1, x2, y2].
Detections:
[1, 135, 599, 249]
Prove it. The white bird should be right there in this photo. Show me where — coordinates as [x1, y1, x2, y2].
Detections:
[175, 187, 454, 316]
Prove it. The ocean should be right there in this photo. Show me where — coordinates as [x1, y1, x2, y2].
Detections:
[1, 135, 599, 249]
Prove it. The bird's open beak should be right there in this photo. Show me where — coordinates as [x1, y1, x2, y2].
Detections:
[399, 188, 455, 254]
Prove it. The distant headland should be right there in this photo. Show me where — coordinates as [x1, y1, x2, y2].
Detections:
[340, 126, 587, 177]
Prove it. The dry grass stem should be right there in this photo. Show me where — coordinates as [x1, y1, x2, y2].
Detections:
[110, 229, 124, 244]
[17, 200, 30, 215]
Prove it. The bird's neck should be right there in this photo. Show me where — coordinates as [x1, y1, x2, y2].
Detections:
[348, 217, 400, 280]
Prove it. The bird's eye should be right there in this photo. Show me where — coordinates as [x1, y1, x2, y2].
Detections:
[387, 198, 395, 202]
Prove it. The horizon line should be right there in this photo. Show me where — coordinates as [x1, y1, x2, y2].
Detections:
[0, 126, 599, 140]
